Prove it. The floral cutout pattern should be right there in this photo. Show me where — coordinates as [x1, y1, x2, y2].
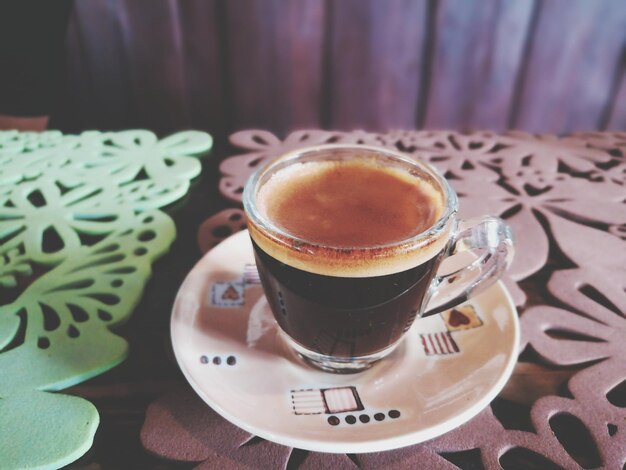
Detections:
[163, 129, 626, 469]
[207, 130, 626, 306]
[0, 129, 212, 469]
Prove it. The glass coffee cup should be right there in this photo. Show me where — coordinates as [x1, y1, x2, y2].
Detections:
[243, 145, 514, 373]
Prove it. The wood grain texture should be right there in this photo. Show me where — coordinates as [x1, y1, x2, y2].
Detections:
[329, 0, 428, 131]
[225, 0, 325, 135]
[424, 0, 534, 131]
[514, 0, 626, 133]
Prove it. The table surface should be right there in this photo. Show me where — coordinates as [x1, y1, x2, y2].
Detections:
[3, 129, 625, 469]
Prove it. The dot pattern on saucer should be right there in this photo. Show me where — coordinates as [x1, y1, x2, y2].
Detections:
[291, 386, 401, 426]
[200, 355, 237, 366]
[326, 410, 402, 427]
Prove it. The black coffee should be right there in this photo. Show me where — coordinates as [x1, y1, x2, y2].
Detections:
[248, 154, 447, 358]
[253, 240, 444, 357]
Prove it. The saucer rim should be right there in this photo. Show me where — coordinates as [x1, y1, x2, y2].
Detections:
[171, 230, 520, 454]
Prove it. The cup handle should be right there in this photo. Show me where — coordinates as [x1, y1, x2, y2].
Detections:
[422, 216, 515, 317]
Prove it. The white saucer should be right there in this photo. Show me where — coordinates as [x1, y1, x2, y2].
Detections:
[171, 230, 519, 453]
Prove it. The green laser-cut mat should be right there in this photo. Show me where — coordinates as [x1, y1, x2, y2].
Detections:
[0, 129, 212, 469]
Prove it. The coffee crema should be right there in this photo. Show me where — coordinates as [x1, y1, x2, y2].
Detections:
[250, 158, 449, 278]
[258, 159, 441, 246]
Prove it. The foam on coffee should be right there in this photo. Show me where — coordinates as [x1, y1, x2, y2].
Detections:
[249, 157, 451, 277]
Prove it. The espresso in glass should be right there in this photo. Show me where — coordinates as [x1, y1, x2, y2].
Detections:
[244, 146, 454, 372]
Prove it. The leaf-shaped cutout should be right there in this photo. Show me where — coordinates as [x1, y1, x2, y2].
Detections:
[97, 309, 112, 321]
[212, 225, 232, 238]
[67, 324, 80, 338]
[579, 284, 624, 318]
[499, 447, 562, 470]
[0, 308, 25, 351]
[93, 243, 119, 255]
[42, 226, 65, 253]
[545, 328, 606, 343]
[439, 449, 483, 469]
[84, 293, 120, 306]
[490, 397, 534, 432]
[238, 435, 265, 448]
[461, 160, 475, 170]
[287, 447, 310, 468]
[606, 380, 626, 407]
[607, 423, 617, 436]
[0, 209, 175, 391]
[296, 451, 360, 469]
[229, 130, 282, 150]
[138, 230, 156, 242]
[40, 302, 60, 331]
[549, 412, 602, 469]
[67, 304, 89, 322]
[26, 189, 46, 207]
[48, 278, 95, 293]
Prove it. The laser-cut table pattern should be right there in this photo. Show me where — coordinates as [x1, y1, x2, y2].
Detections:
[0, 129, 212, 469]
[144, 129, 626, 469]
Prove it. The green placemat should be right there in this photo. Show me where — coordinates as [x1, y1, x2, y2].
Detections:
[0, 129, 212, 469]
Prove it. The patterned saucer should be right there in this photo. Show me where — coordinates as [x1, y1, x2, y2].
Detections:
[170, 230, 519, 453]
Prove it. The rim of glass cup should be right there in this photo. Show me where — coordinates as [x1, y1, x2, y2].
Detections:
[243, 144, 459, 254]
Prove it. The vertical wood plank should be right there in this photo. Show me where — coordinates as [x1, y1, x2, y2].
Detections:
[122, 0, 189, 135]
[514, 0, 626, 133]
[424, 0, 534, 131]
[176, 0, 225, 137]
[329, 0, 428, 131]
[226, 0, 325, 135]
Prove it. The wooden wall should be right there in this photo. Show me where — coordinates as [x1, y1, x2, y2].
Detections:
[53, 0, 626, 138]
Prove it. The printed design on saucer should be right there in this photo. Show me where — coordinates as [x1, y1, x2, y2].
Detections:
[291, 386, 402, 426]
[211, 281, 245, 307]
[291, 386, 364, 416]
[209, 263, 262, 308]
[420, 332, 460, 356]
[419, 304, 483, 356]
[200, 355, 237, 366]
[441, 305, 483, 331]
